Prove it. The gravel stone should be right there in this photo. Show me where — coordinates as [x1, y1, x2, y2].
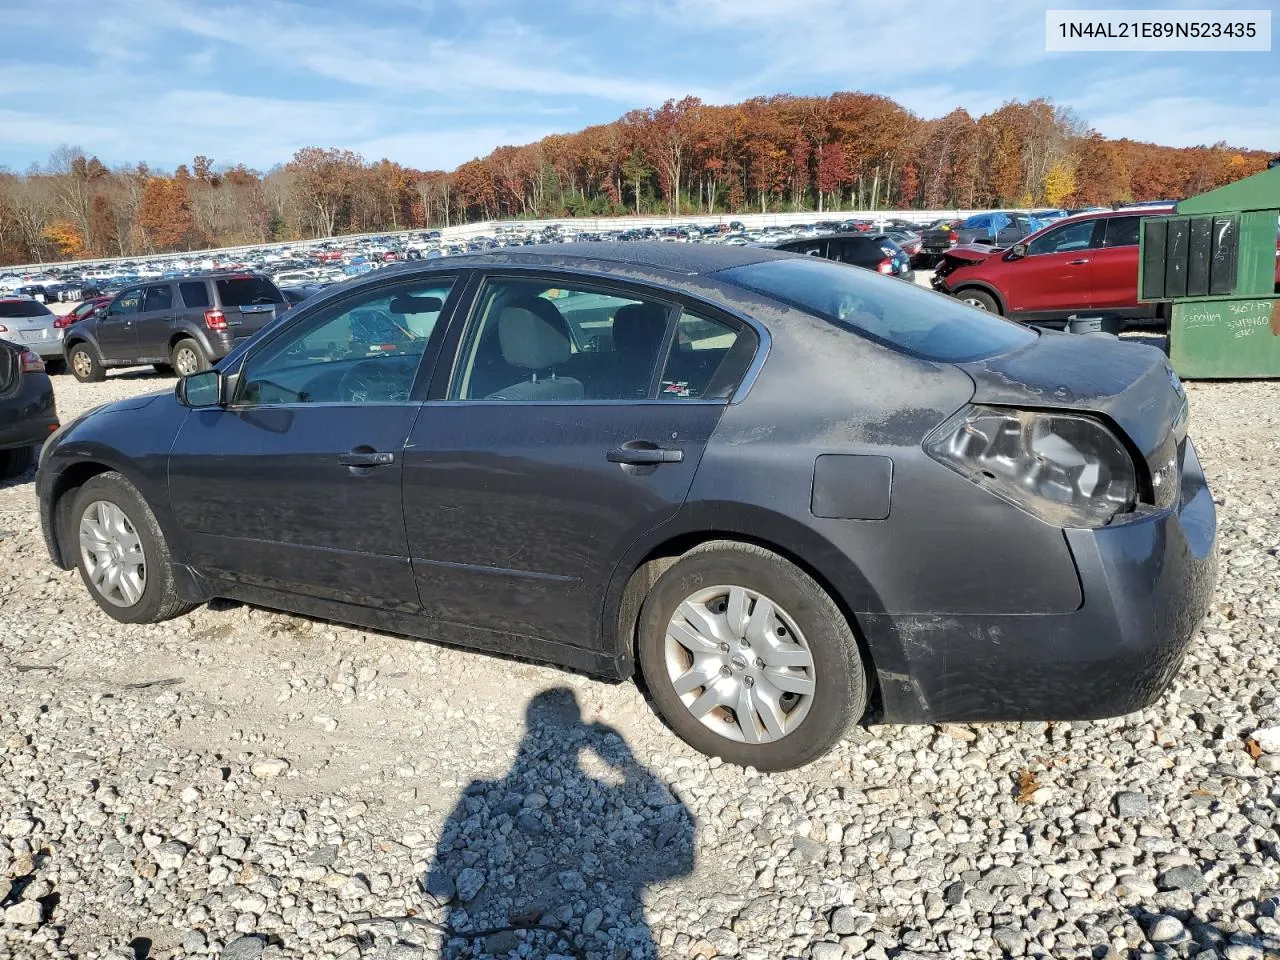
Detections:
[1159, 864, 1208, 893]
[1115, 791, 1151, 817]
[1148, 915, 1186, 942]
[220, 935, 266, 960]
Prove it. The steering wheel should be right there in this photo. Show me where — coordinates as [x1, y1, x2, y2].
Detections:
[337, 359, 407, 403]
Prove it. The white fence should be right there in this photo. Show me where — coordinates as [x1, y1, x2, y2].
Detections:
[0, 209, 1012, 276]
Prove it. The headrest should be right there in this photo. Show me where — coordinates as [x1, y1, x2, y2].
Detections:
[498, 298, 571, 370]
[612, 303, 667, 358]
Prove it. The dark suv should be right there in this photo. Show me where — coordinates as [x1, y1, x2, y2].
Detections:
[63, 273, 286, 381]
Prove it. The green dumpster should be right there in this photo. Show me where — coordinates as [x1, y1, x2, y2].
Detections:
[1139, 164, 1280, 378]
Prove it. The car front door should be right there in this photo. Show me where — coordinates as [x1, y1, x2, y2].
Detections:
[1000, 217, 1102, 317]
[167, 274, 462, 611]
[133, 283, 176, 361]
[1089, 216, 1144, 310]
[401, 273, 759, 653]
[95, 286, 144, 359]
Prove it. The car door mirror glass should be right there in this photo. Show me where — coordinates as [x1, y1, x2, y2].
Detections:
[1010, 243, 1028, 259]
[178, 370, 223, 408]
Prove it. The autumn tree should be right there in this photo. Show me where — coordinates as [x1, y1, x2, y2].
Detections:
[137, 177, 199, 251]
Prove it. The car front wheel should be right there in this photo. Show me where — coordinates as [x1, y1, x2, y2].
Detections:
[69, 472, 197, 624]
[68, 343, 105, 382]
[171, 339, 209, 377]
[958, 289, 1000, 313]
[637, 541, 868, 771]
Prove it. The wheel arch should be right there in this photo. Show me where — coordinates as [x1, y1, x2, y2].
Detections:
[603, 505, 885, 714]
[45, 460, 117, 569]
[951, 281, 1006, 314]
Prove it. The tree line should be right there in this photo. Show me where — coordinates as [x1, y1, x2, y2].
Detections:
[1, 93, 1272, 266]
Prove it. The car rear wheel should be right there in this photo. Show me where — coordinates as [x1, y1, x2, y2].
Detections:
[69, 472, 198, 624]
[68, 343, 105, 383]
[0, 445, 36, 480]
[958, 289, 1000, 313]
[636, 541, 867, 770]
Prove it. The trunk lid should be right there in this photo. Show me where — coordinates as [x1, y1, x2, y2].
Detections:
[958, 330, 1186, 459]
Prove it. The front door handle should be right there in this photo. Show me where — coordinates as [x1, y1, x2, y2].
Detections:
[339, 450, 395, 467]
[1067, 258, 1091, 265]
[607, 446, 684, 465]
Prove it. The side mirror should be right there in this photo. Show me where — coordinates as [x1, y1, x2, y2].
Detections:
[1009, 242, 1029, 259]
[176, 370, 224, 408]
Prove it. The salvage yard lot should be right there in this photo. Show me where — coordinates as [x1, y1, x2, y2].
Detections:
[2, 366, 1280, 960]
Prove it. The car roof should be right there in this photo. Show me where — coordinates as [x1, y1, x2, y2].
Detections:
[412, 241, 791, 276]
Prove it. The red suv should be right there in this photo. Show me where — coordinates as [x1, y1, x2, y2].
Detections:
[931, 207, 1174, 324]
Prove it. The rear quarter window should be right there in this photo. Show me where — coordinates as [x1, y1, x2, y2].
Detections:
[215, 277, 284, 307]
[179, 281, 211, 308]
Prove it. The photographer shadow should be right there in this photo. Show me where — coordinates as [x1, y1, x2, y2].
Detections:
[423, 687, 695, 959]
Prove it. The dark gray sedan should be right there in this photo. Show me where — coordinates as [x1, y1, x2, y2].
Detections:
[36, 244, 1216, 770]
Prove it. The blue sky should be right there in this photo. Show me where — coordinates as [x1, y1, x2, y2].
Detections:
[0, 0, 1276, 174]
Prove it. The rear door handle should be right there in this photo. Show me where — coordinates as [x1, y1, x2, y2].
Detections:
[607, 446, 684, 465]
[339, 450, 395, 467]
[1068, 258, 1091, 265]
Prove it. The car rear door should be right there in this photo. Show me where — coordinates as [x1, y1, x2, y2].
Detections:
[133, 283, 177, 361]
[1000, 217, 1102, 316]
[400, 271, 760, 653]
[167, 274, 462, 611]
[95, 286, 144, 360]
[1089, 216, 1144, 310]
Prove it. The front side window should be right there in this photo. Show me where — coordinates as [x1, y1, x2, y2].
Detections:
[235, 278, 454, 406]
[143, 285, 172, 311]
[112, 288, 144, 316]
[1026, 218, 1098, 256]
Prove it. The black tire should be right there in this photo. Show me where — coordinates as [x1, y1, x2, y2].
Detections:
[636, 540, 867, 771]
[43, 357, 67, 375]
[956, 288, 1000, 314]
[68, 472, 198, 624]
[68, 343, 105, 382]
[0, 445, 36, 480]
[171, 339, 208, 377]
[153, 363, 175, 376]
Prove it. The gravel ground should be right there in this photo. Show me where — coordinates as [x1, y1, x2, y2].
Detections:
[2, 356, 1280, 960]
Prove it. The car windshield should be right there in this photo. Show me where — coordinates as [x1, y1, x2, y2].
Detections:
[216, 276, 284, 306]
[0, 300, 52, 318]
[717, 256, 1036, 363]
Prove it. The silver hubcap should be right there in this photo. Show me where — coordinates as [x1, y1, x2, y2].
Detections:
[962, 296, 988, 311]
[174, 348, 198, 375]
[79, 500, 146, 607]
[665, 585, 816, 744]
[73, 351, 92, 377]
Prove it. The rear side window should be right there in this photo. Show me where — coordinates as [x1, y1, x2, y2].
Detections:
[660, 310, 752, 401]
[143, 285, 172, 311]
[0, 300, 52, 318]
[179, 282, 210, 308]
[1103, 216, 1141, 248]
[718, 256, 1035, 363]
[215, 277, 284, 307]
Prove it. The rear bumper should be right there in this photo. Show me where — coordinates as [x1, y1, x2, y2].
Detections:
[865, 439, 1217, 724]
[0, 374, 58, 451]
